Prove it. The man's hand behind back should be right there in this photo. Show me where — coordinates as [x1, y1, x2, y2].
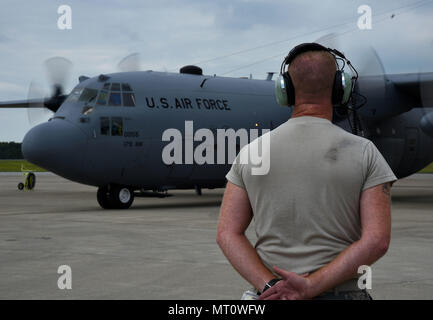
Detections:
[259, 267, 311, 300]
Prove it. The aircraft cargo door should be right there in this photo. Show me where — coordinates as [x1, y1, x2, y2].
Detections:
[86, 115, 150, 186]
[398, 127, 419, 177]
[166, 135, 194, 186]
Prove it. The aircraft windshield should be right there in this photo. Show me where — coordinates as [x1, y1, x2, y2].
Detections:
[96, 82, 136, 107]
[67, 83, 136, 107]
[79, 88, 98, 103]
[66, 87, 84, 103]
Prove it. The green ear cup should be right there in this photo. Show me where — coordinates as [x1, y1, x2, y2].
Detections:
[276, 70, 352, 107]
[275, 75, 289, 106]
[342, 72, 352, 105]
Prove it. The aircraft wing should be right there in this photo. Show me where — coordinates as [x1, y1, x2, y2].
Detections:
[390, 72, 433, 106]
[0, 98, 45, 109]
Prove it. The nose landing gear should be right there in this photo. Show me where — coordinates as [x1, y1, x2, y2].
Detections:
[17, 172, 36, 191]
[97, 185, 134, 209]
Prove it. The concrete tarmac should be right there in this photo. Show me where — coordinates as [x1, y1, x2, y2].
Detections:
[0, 173, 432, 299]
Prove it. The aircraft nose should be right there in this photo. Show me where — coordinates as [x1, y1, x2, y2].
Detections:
[22, 120, 88, 177]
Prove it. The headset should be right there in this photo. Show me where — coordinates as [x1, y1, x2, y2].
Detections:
[275, 42, 358, 107]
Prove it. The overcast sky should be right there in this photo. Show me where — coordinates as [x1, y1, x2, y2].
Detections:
[1, 0, 432, 142]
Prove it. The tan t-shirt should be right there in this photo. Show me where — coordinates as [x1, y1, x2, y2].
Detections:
[226, 116, 397, 275]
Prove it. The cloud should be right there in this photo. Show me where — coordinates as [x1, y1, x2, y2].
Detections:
[0, 82, 27, 99]
[0, 34, 12, 43]
[0, 0, 432, 141]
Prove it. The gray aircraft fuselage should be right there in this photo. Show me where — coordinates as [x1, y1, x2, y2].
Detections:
[22, 71, 290, 191]
[21, 70, 433, 196]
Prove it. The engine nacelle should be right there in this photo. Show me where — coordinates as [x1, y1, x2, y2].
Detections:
[420, 112, 433, 137]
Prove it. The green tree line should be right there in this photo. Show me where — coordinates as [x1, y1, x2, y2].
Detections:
[0, 142, 23, 159]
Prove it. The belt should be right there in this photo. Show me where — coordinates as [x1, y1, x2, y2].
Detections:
[253, 278, 360, 297]
[251, 278, 361, 299]
[322, 278, 361, 295]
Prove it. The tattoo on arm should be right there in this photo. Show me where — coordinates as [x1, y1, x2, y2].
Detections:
[382, 183, 391, 196]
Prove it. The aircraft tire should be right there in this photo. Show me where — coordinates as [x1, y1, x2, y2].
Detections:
[97, 186, 112, 209]
[108, 185, 134, 209]
[26, 172, 36, 190]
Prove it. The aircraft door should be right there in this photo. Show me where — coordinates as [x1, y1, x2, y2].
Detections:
[398, 127, 419, 176]
[166, 136, 194, 183]
[86, 115, 150, 186]
[189, 126, 224, 182]
[121, 116, 151, 181]
[405, 128, 419, 164]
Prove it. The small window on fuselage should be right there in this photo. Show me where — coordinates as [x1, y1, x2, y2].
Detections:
[100, 117, 110, 136]
[111, 117, 123, 136]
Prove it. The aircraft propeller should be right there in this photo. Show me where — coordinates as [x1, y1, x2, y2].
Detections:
[316, 33, 386, 90]
[25, 52, 142, 126]
[117, 52, 141, 72]
[316, 33, 392, 124]
[317, 33, 387, 94]
[419, 72, 433, 136]
[26, 57, 73, 126]
[27, 81, 50, 126]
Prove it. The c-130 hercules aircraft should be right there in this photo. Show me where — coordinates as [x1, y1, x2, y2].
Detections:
[1, 43, 433, 210]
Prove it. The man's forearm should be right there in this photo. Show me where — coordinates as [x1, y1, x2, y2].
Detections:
[306, 236, 389, 298]
[217, 232, 275, 292]
[306, 183, 392, 298]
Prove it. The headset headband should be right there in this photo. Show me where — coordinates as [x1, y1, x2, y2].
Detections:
[275, 42, 360, 109]
[281, 42, 347, 74]
[285, 43, 328, 64]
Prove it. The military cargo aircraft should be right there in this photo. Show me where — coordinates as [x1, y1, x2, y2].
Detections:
[1, 48, 433, 209]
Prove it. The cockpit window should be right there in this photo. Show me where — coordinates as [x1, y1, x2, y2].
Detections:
[122, 83, 132, 92]
[123, 92, 136, 107]
[97, 82, 135, 107]
[79, 88, 98, 104]
[66, 82, 135, 107]
[111, 83, 121, 91]
[66, 87, 84, 103]
[108, 92, 122, 106]
[96, 90, 108, 105]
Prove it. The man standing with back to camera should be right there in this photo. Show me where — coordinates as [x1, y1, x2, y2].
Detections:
[217, 43, 397, 300]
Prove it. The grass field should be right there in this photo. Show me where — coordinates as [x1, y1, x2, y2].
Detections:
[420, 162, 433, 174]
[0, 160, 46, 172]
[0, 159, 432, 173]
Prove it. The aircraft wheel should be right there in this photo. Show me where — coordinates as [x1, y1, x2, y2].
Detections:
[26, 172, 36, 190]
[109, 185, 134, 209]
[18, 183, 24, 190]
[97, 186, 112, 209]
